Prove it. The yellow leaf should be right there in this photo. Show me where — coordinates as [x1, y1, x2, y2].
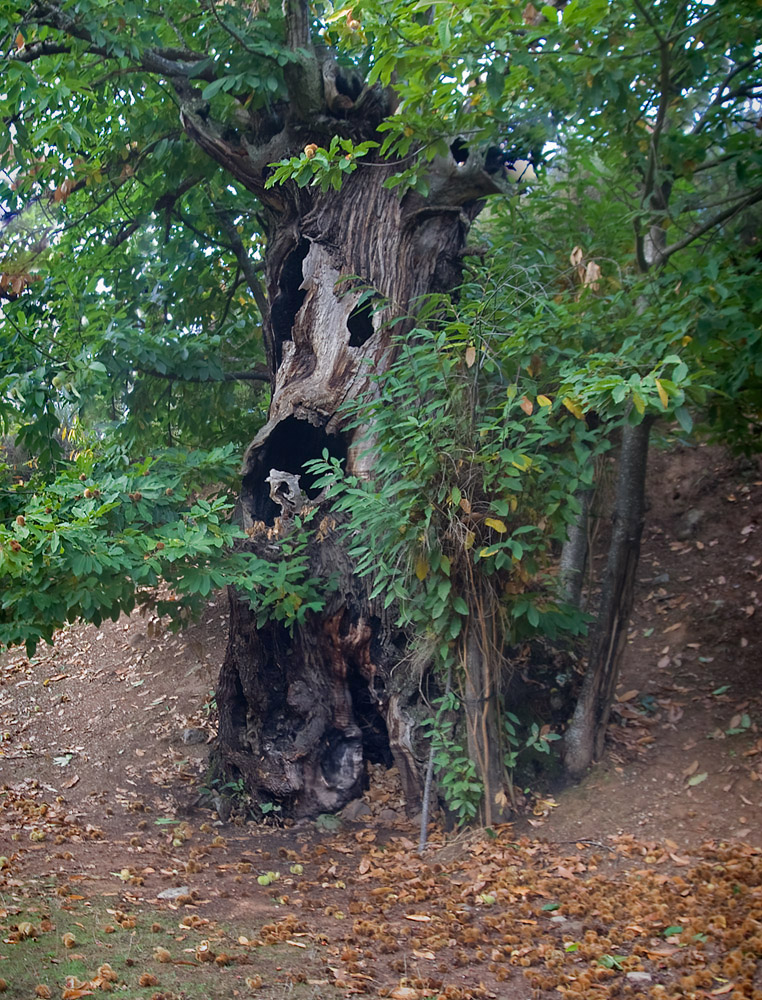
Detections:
[480, 547, 498, 558]
[632, 391, 645, 414]
[681, 334, 692, 346]
[509, 497, 518, 512]
[414, 557, 428, 581]
[562, 397, 584, 419]
[655, 378, 669, 410]
[537, 394, 552, 407]
[465, 345, 476, 368]
[464, 530, 475, 549]
[459, 497, 471, 515]
[484, 517, 507, 533]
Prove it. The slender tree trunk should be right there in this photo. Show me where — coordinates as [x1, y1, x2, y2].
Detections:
[559, 488, 593, 609]
[563, 418, 653, 777]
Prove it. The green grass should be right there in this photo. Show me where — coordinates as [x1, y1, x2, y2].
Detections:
[0, 895, 342, 999]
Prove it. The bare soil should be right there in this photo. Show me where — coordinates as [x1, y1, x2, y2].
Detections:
[0, 442, 760, 1000]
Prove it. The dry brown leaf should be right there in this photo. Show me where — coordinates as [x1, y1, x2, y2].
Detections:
[583, 259, 601, 290]
[617, 689, 639, 702]
[403, 913, 431, 922]
[669, 852, 691, 866]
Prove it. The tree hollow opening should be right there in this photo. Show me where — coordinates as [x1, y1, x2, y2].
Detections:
[347, 298, 376, 348]
[348, 666, 393, 768]
[244, 416, 349, 523]
[270, 239, 310, 366]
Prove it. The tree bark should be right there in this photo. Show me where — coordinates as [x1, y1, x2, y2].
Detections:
[563, 418, 653, 777]
[559, 488, 593, 609]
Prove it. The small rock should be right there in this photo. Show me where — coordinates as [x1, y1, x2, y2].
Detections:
[676, 508, 704, 539]
[213, 795, 232, 822]
[652, 572, 670, 585]
[157, 885, 190, 900]
[377, 808, 400, 823]
[342, 799, 372, 821]
[181, 728, 207, 745]
[549, 915, 568, 924]
[626, 972, 653, 983]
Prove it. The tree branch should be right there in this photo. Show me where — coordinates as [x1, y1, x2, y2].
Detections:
[139, 366, 270, 384]
[692, 55, 762, 135]
[216, 210, 269, 320]
[640, 37, 671, 210]
[660, 186, 762, 262]
[21, 1, 214, 80]
[281, 0, 324, 119]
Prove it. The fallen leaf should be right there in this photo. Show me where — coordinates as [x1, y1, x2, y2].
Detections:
[403, 913, 432, 922]
[617, 690, 639, 702]
[687, 772, 708, 786]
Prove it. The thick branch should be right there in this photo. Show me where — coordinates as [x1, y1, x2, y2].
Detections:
[281, 0, 324, 119]
[23, 1, 213, 80]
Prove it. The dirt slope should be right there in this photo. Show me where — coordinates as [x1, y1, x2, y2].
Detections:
[0, 442, 760, 1000]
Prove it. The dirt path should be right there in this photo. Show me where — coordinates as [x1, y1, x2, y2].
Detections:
[0, 443, 760, 1000]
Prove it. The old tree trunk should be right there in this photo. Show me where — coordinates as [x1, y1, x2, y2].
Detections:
[177, 10, 516, 819]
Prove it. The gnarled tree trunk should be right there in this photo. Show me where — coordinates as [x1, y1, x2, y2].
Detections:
[175, 16, 517, 816]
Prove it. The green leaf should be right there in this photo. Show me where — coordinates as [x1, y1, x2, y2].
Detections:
[674, 406, 693, 434]
[452, 596, 469, 616]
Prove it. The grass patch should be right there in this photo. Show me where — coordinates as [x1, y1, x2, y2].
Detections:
[0, 894, 341, 999]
